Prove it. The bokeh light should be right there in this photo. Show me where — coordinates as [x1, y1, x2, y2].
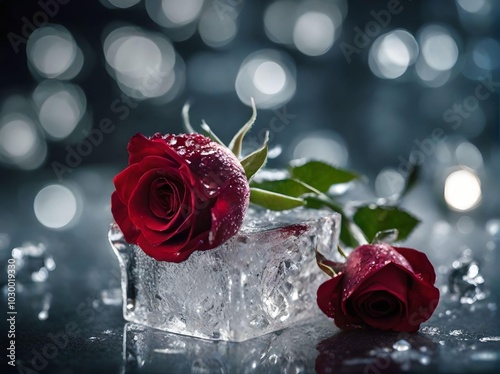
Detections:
[0, 112, 47, 170]
[198, 7, 238, 48]
[293, 11, 335, 56]
[146, 0, 203, 30]
[456, 0, 487, 14]
[235, 50, 296, 109]
[375, 168, 405, 198]
[420, 25, 459, 72]
[103, 26, 180, 100]
[369, 29, 418, 79]
[444, 168, 482, 211]
[292, 130, 348, 167]
[33, 81, 87, 140]
[264, 1, 297, 45]
[27, 25, 83, 80]
[455, 142, 483, 170]
[34, 184, 81, 229]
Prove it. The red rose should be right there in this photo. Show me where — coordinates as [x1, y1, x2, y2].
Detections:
[317, 243, 439, 332]
[111, 133, 250, 263]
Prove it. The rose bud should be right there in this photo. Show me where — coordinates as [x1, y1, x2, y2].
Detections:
[317, 243, 439, 332]
[111, 133, 250, 263]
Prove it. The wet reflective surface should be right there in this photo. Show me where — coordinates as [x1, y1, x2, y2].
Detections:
[1, 1, 500, 373]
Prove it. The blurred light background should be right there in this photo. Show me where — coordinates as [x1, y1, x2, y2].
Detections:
[0, 0, 499, 288]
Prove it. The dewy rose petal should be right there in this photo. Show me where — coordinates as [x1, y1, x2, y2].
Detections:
[317, 243, 439, 332]
[111, 133, 250, 263]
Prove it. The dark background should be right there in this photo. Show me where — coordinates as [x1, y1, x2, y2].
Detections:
[1, 1, 500, 373]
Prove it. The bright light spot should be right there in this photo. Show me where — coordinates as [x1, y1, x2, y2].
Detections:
[444, 169, 482, 211]
[455, 142, 483, 170]
[162, 0, 203, 26]
[375, 169, 405, 198]
[415, 57, 451, 87]
[112, 36, 162, 76]
[369, 30, 418, 79]
[486, 219, 500, 237]
[34, 185, 79, 229]
[293, 11, 334, 56]
[0, 118, 37, 158]
[292, 130, 348, 167]
[27, 26, 81, 79]
[39, 91, 82, 139]
[456, 0, 486, 13]
[264, 1, 297, 45]
[456, 216, 474, 234]
[106, 0, 140, 8]
[253, 61, 287, 95]
[198, 8, 237, 48]
[104, 27, 177, 99]
[420, 25, 459, 71]
[235, 50, 296, 109]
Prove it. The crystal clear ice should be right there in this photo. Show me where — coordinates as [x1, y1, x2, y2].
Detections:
[109, 207, 340, 341]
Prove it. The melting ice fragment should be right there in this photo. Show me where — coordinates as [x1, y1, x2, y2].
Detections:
[11, 242, 55, 284]
[448, 250, 488, 304]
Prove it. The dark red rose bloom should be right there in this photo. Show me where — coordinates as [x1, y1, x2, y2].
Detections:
[317, 243, 439, 332]
[111, 133, 250, 263]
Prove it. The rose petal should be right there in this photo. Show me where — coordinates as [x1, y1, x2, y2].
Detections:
[390, 263, 440, 332]
[342, 244, 413, 301]
[113, 163, 143, 204]
[393, 246, 437, 284]
[317, 275, 363, 329]
[128, 133, 185, 166]
[209, 176, 250, 247]
[137, 233, 194, 263]
[111, 191, 140, 243]
[354, 291, 404, 330]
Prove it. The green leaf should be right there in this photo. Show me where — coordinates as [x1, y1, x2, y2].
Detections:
[400, 163, 420, 198]
[290, 161, 359, 193]
[353, 206, 420, 243]
[240, 131, 268, 180]
[340, 219, 360, 248]
[200, 120, 225, 147]
[251, 178, 318, 198]
[250, 188, 305, 211]
[228, 98, 256, 159]
[181, 101, 196, 134]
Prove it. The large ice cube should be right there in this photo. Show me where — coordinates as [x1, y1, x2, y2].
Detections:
[109, 207, 340, 342]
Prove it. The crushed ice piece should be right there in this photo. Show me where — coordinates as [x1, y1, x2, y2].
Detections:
[448, 251, 488, 304]
[450, 330, 463, 336]
[421, 326, 439, 336]
[11, 243, 55, 284]
[393, 340, 411, 352]
[100, 288, 122, 306]
[37, 293, 52, 321]
[480, 336, 500, 342]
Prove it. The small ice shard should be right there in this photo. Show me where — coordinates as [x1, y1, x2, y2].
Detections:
[11, 243, 55, 284]
[448, 250, 488, 304]
[37, 293, 52, 321]
[393, 340, 411, 352]
[479, 336, 500, 342]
